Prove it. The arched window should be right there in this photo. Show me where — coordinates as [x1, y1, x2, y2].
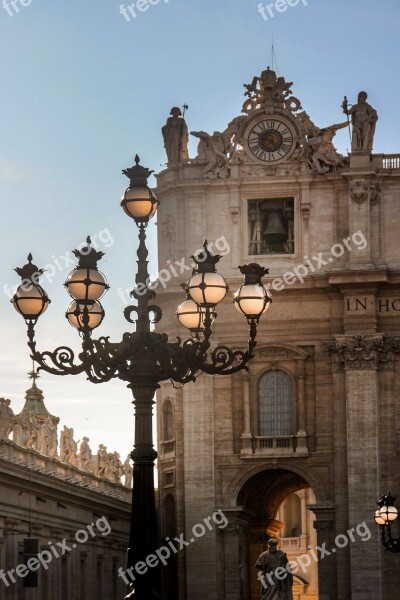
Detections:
[163, 399, 175, 441]
[258, 370, 294, 436]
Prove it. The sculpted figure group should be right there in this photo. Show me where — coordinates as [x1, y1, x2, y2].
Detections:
[161, 81, 378, 178]
[0, 398, 133, 488]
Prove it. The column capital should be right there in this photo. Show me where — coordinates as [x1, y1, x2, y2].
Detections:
[324, 334, 400, 371]
[307, 504, 335, 528]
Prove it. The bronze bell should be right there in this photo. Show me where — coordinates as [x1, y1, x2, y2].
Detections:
[263, 211, 287, 244]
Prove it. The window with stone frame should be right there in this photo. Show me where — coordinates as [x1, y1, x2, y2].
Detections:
[163, 399, 175, 441]
[248, 198, 294, 255]
[258, 369, 294, 436]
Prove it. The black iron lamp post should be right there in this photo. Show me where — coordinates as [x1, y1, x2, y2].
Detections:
[12, 155, 272, 599]
[374, 492, 400, 553]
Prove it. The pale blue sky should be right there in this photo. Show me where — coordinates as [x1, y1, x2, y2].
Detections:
[0, 0, 399, 460]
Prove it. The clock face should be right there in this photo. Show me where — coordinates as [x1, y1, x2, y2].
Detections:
[246, 117, 296, 164]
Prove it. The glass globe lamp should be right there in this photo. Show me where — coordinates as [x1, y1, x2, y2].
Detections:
[13, 282, 50, 320]
[187, 241, 228, 307]
[12, 254, 50, 321]
[374, 510, 386, 526]
[176, 298, 215, 334]
[66, 267, 108, 303]
[121, 155, 159, 224]
[65, 237, 109, 304]
[66, 300, 104, 331]
[233, 264, 271, 321]
[380, 505, 399, 523]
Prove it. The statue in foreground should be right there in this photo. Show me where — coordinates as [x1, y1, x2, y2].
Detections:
[256, 539, 293, 600]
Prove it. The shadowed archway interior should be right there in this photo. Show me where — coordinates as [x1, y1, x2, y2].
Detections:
[238, 468, 309, 522]
[235, 468, 319, 600]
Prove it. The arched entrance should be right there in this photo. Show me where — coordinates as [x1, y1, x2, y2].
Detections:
[221, 467, 335, 600]
[237, 468, 317, 600]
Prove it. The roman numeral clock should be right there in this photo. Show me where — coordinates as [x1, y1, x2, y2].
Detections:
[243, 114, 298, 164]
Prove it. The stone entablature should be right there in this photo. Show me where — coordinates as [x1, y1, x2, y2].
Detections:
[0, 379, 133, 488]
[0, 439, 131, 502]
[0, 440, 131, 600]
[324, 334, 400, 371]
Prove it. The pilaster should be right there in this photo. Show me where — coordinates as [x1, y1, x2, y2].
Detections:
[325, 335, 400, 600]
[240, 374, 252, 456]
[308, 505, 337, 600]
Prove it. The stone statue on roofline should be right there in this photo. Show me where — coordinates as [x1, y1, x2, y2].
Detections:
[190, 116, 247, 179]
[60, 425, 78, 465]
[123, 453, 133, 488]
[162, 106, 189, 165]
[36, 415, 58, 457]
[0, 398, 14, 441]
[78, 436, 93, 471]
[96, 443, 109, 477]
[343, 91, 378, 152]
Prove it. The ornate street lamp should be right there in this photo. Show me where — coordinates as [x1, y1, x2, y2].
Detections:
[12, 155, 271, 599]
[374, 492, 400, 553]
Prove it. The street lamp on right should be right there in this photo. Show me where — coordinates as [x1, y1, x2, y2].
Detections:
[374, 492, 400, 553]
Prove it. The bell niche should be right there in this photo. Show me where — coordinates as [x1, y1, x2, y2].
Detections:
[248, 198, 294, 255]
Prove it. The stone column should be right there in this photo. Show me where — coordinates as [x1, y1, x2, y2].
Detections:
[222, 524, 241, 600]
[240, 375, 252, 456]
[50, 528, 64, 600]
[297, 489, 308, 551]
[0, 536, 6, 600]
[325, 335, 400, 600]
[296, 360, 308, 453]
[308, 506, 337, 600]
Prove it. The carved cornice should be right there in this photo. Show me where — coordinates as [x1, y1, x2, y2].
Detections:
[324, 335, 400, 371]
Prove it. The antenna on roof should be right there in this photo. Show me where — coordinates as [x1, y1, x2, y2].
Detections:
[269, 36, 278, 72]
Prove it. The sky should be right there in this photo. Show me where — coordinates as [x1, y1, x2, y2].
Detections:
[0, 0, 399, 462]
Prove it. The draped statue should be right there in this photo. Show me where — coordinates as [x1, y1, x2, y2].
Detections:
[343, 91, 378, 152]
[256, 539, 293, 600]
[0, 399, 14, 440]
[162, 107, 189, 165]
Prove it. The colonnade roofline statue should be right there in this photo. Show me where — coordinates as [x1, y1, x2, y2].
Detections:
[1, 370, 133, 487]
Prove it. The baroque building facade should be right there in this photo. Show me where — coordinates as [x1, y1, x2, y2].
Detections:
[155, 65, 400, 600]
[0, 378, 132, 600]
